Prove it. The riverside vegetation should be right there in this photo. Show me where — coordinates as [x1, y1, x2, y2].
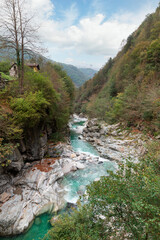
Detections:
[44, 143, 160, 240]
[0, 61, 75, 168]
[44, 5, 160, 240]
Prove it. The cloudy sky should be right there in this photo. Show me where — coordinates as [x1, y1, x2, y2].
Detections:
[30, 0, 159, 69]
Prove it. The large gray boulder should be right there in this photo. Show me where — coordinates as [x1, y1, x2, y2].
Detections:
[7, 148, 24, 172]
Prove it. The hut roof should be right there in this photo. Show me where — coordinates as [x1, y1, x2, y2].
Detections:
[26, 63, 40, 70]
[10, 63, 17, 69]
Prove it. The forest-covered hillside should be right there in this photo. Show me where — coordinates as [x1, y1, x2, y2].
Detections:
[60, 63, 97, 87]
[75, 5, 160, 135]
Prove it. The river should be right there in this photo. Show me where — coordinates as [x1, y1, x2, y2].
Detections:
[0, 116, 116, 240]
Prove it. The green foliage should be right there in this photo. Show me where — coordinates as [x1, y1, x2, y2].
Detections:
[45, 146, 160, 240]
[75, 58, 113, 113]
[24, 71, 59, 103]
[0, 138, 17, 167]
[106, 93, 125, 123]
[147, 39, 160, 70]
[87, 155, 160, 239]
[52, 63, 75, 102]
[1, 62, 75, 141]
[144, 14, 153, 39]
[0, 72, 15, 81]
[44, 204, 103, 240]
[0, 61, 10, 74]
[50, 132, 66, 143]
[123, 35, 134, 53]
[150, 21, 160, 39]
[10, 91, 50, 128]
[0, 101, 23, 140]
[108, 79, 117, 97]
[143, 110, 153, 121]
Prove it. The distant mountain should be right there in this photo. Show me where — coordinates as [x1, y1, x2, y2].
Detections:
[60, 63, 97, 87]
[79, 68, 97, 80]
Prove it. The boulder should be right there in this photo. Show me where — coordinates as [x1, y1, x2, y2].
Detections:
[35, 217, 42, 226]
[155, 135, 160, 139]
[70, 153, 76, 158]
[0, 192, 11, 204]
[0, 195, 22, 236]
[62, 162, 77, 175]
[75, 162, 85, 169]
[7, 148, 24, 172]
[0, 174, 11, 194]
[78, 135, 83, 140]
[91, 126, 100, 132]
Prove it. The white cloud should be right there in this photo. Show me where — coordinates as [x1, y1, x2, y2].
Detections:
[61, 3, 79, 27]
[65, 57, 74, 64]
[33, 0, 157, 61]
[30, 0, 54, 18]
[0, 0, 158, 68]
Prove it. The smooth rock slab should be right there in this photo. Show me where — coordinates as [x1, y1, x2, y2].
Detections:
[0, 195, 22, 236]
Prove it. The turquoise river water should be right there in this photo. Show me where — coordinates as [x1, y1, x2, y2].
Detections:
[0, 119, 116, 240]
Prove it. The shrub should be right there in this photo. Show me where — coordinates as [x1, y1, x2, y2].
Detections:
[0, 138, 17, 167]
[44, 204, 103, 240]
[44, 145, 160, 240]
[10, 91, 50, 128]
[0, 61, 10, 74]
[147, 39, 160, 70]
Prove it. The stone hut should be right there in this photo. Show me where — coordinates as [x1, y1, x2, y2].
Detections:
[9, 63, 40, 77]
[26, 63, 40, 72]
[9, 63, 18, 77]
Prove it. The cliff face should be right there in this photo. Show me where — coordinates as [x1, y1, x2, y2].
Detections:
[75, 5, 160, 135]
[6, 125, 49, 173]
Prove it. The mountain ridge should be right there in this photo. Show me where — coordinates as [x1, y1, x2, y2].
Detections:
[75, 5, 160, 135]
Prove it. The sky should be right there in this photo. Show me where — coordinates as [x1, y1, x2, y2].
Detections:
[5, 0, 160, 69]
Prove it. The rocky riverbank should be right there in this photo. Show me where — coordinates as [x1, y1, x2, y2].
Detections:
[82, 118, 149, 163]
[0, 115, 150, 236]
[0, 140, 103, 236]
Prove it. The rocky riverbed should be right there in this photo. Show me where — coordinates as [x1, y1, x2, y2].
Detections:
[82, 118, 149, 163]
[0, 140, 102, 236]
[0, 115, 149, 237]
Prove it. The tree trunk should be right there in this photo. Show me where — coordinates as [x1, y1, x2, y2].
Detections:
[12, 0, 21, 92]
[18, 0, 24, 93]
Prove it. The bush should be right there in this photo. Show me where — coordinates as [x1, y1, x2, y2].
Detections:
[0, 61, 10, 74]
[24, 72, 59, 103]
[45, 145, 160, 240]
[147, 39, 160, 70]
[44, 204, 103, 240]
[0, 138, 17, 167]
[10, 91, 50, 127]
[143, 110, 153, 121]
[106, 93, 125, 123]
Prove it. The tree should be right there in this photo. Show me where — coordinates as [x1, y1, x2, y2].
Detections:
[0, 0, 41, 93]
